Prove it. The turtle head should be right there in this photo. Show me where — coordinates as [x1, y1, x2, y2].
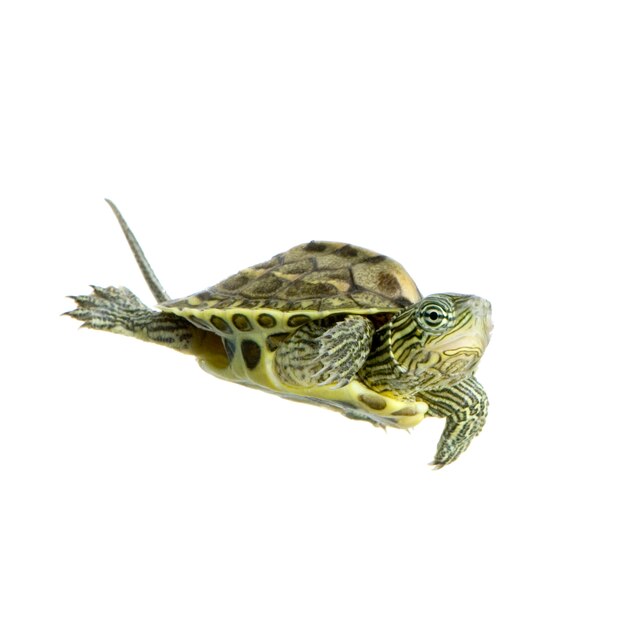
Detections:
[398, 293, 492, 390]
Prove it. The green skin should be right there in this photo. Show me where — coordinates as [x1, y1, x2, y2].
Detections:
[66, 201, 492, 467]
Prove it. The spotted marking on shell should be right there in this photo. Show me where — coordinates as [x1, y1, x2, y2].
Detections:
[283, 280, 339, 299]
[361, 254, 387, 264]
[376, 272, 402, 297]
[287, 314, 311, 328]
[334, 244, 359, 258]
[232, 313, 252, 331]
[241, 340, 262, 369]
[220, 274, 250, 291]
[359, 393, 387, 411]
[257, 313, 276, 328]
[211, 315, 231, 334]
[303, 241, 327, 252]
[161, 240, 422, 314]
[243, 274, 286, 297]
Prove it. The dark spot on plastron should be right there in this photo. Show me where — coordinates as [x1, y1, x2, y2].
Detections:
[210, 315, 232, 334]
[219, 273, 250, 292]
[241, 340, 262, 369]
[376, 272, 402, 297]
[232, 313, 252, 331]
[392, 406, 420, 416]
[224, 339, 237, 363]
[287, 314, 311, 328]
[266, 333, 290, 351]
[257, 313, 277, 328]
[303, 241, 327, 253]
[359, 393, 387, 411]
[334, 244, 359, 258]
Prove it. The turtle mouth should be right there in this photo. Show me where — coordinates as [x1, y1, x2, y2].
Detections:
[436, 331, 489, 356]
[433, 309, 492, 355]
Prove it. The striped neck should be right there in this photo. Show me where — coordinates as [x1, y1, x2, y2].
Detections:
[359, 297, 487, 399]
[360, 307, 435, 399]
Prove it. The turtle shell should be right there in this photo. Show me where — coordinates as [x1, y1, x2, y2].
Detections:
[161, 241, 421, 334]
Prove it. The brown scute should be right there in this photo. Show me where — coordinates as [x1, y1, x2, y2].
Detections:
[219, 273, 251, 292]
[350, 290, 403, 308]
[283, 280, 338, 298]
[232, 313, 252, 331]
[359, 393, 387, 411]
[242, 274, 286, 297]
[314, 254, 350, 271]
[278, 259, 316, 276]
[309, 268, 352, 284]
[241, 340, 262, 369]
[257, 313, 277, 328]
[376, 271, 402, 297]
[266, 332, 290, 351]
[361, 254, 387, 264]
[303, 241, 327, 253]
[210, 315, 232, 334]
[333, 244, 360, 258]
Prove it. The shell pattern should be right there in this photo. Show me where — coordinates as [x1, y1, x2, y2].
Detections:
[165, 241, 422, 316]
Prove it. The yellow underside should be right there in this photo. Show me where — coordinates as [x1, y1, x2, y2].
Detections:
[162, 305, 431, 429]
[191, 328, 429, 430]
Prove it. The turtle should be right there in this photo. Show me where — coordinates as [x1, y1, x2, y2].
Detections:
[66, 200, 492, 467]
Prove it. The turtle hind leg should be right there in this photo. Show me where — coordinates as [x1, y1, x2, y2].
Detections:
[65, 285, 195, 353]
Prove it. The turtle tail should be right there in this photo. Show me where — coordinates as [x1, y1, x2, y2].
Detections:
[105, 199, 170, 303]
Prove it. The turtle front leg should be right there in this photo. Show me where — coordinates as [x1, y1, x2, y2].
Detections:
[275, 316, 374, 388]
[420, 376, 488, 468]
[65, 286, 196, 353]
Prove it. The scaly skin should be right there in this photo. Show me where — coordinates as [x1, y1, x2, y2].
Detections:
[66, 201, 492, 467]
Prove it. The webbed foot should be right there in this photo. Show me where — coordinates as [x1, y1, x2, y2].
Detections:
[421, 377, 488, 468]
[65, 286, 156, 334]
[65, 286, 194, 351]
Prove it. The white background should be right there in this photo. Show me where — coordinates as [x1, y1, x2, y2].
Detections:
[1, 2, 624, 624]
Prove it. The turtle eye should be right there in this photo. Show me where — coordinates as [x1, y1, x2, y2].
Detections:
[417, 302, 449, 330]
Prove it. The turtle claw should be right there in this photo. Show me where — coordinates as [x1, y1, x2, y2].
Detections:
[64, 286, 153, 332]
